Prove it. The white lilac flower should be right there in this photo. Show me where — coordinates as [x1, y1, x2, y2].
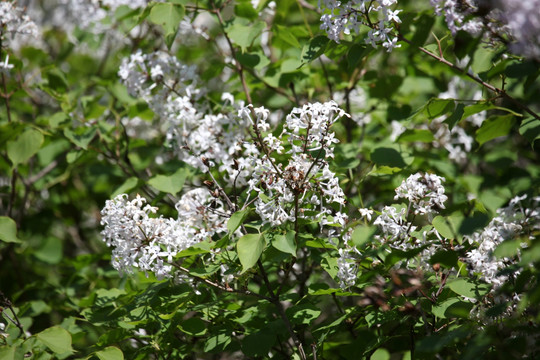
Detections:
[373, 206, 414, 241]
[100, 190, 228, 279]
[119, 51, 256, 186]
[465, 194, 540, 288]
[319, 0, 401, 51]
[430, 0, 483, 36]
[0, 2, 39, 42]
[336, 248, 357, 289]
[394, 173, 448, 216]
[247, 102, 349, 230]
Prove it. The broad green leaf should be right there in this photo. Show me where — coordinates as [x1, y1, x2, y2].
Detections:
[494, 239, 522, 259]
[95, 346, 124, 360]
[227, 209, 250, 234]
[425, 98, 454, 119]
[242, 332, 276, 357]
[64, 127, 97, 150]
[286, 304, 321, 325]
[370, 145, 414, 168]
[272, 231, 296, 256]
[429, 250, 458, 269]
[301, 35, 329, 64]
[519, 117, 540, 146]
[7, 128, 44, 166]
[0, 346, 15, 360]
[447, 278, 490, 299]
[444, 102, 465, 129]
[237, 233, 264, 273]
[371, 348, 390, 360]
[226, 21, 265, 50]
[236, 51, 270, 69]
[432, 216, 455, 239]
[351, 225, 375, 248]
[148, 3, 185, 48]
[111, 177, 139, 198]
[179, 318, 206, 336]
[275, 24, 300, 48]
[204, 333, 232, 353]
[0, 217, 21, 243]
[148, 168, 188, 195]
[235, 0, 258, 19]
[476, 115, 516, 146]
[36, 326, 73, 354]
[347, 44, 369, 72]
[397, 129, 434, 143]
[46, 68, 69, 93]
[34, 237, 63, 264]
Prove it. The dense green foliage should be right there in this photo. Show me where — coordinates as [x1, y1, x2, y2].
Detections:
[1, 1, 540, 359]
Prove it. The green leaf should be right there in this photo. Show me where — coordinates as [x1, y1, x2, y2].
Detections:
[432, 216, 455, 239]
[445, 102, 465, 129]
[0, 346, 15, 360]
[0, 217, 21, 243]
[494, 239, 522, 259]
[275, 24, 300, 48]
[204, 333, 232, 353]
[227, 209, 250, 234]
[347, 44, 369, 72]
[237, 233, 264, 273]
[370, 145, 414, 168]
[36, 326, 73, 354]
[424, 98, 454, 119]
[351, 225, 375, 248]
[63, 127, 97, 150]
[476, 115, 516, 146]
[286, 304, 321, 325]
[34, 237, 63, 264]
[447, 278, 490, 299]
[7, 128, 44, 166]
[46, 68, 69, 93]
[179, 318, 206, 336]
[519, 117, 540, 146]
[111, 177, 139, 198]
[397, 129, 434, 143]
[148, 168, 188, 195]
[371, 348, 390, 360]
[272, 231, 296, 256]
[242, 332, 276, 357]
[301, 36, 329, 64]
[432, 298, 474, 319]
[226, 21, 265, 50]
[148, 3, 185, 48]
[429, 250, 458, 269]
[95, 346, 124, 360]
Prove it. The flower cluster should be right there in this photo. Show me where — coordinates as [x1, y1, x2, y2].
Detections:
[465, 195, 540, 288]
[242, 101, 349, 227]
[100, 191, 228, 279]
[496, 0, 540, 59]
[0, 2, 39, 43]
[431, 0, 540, 59]
[394, 173, 448, 216]
[430, 0, 483, 36]
[319, 0, 402, 51]
[119, 51, 256, 185]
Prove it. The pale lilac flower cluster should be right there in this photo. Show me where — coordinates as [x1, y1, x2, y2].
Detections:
[465, 195, 540, 288]
[119, 51, 256, 185]
[497, 0, 540, 59]
[394, 173, 448, 216]
[337, 248, 358, 289]
[100, 190, 228, 279]
[431, 0, 540, 59]
[319, 0, 402, 51]
[430, 0, 483, 36]
[0, 2, 39, 42]
[368, 173, 448, 269]
[242, 101, 349, 227]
